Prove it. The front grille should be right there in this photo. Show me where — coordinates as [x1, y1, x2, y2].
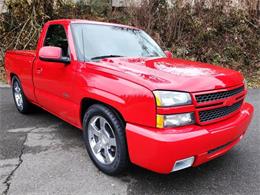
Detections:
[199, 100, 243, 122]
[195, 86, 244, 103]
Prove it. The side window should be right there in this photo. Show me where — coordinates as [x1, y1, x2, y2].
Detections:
[44, 25, 69, 57]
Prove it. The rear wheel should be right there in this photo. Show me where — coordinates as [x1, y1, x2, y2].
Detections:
[83, 104, 129, 175]
[12, 76, 31, 114]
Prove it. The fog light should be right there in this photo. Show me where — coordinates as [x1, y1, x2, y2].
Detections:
[172, 156, 195, 172]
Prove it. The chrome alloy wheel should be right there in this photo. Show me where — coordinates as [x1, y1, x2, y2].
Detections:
[13, 81, 23, 110]
[88, 116, 117, 165]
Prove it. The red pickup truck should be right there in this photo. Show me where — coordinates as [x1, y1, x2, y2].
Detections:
[5, 19, 254, 175]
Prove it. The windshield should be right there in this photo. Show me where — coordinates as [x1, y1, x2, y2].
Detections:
[71, 23, 166, 61]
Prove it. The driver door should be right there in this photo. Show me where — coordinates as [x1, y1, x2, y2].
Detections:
[33, 24, 77, 124]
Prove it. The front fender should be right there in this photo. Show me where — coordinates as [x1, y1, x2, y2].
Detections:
[75, 69, 156, 128]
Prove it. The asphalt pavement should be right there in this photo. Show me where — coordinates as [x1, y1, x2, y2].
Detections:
[0, 84, 259, 195]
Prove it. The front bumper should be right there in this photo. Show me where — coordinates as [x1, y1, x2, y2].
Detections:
[126, 102, 254, 174]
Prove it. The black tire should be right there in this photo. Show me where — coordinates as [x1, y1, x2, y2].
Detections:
[12, 76, 31, 114]
[83, 104, 129, 175]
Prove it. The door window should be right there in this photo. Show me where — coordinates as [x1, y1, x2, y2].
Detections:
[44, 25, 69, 57]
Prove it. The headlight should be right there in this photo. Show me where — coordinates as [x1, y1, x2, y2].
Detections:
[153, 91, 192, 107]
[156, 113, 195, 128]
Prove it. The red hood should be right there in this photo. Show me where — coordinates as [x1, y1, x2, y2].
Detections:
[87, 57, 244, 92]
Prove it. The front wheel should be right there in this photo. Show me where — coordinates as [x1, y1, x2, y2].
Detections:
[83, 104, 129, 175]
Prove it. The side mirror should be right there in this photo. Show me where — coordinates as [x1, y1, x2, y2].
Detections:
[164, 50, 173, 58]
[39, 46, 70, 64]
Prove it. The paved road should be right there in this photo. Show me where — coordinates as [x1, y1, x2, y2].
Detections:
[0, 85, 259, 195]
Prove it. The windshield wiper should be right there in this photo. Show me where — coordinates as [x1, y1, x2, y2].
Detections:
[91, 55, 124, 61]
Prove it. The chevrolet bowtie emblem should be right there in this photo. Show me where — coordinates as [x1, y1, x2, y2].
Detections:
[225, 97, 236, 106]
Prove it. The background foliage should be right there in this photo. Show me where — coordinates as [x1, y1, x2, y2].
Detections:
[0, 0, 259, 87]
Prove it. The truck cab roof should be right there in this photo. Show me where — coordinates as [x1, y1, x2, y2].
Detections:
[45, 19, 140, 30]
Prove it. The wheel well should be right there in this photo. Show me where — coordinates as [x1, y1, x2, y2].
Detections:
[10, 73, 17, 81]
[80, 98, 125, 126]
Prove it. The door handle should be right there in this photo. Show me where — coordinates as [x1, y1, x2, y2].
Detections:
[36, 67, 43, 74]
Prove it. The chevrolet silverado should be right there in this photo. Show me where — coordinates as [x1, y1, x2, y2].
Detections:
[5, 19, 254, 175]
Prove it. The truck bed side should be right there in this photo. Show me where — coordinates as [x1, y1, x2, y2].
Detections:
[5, 50, 37, 102]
